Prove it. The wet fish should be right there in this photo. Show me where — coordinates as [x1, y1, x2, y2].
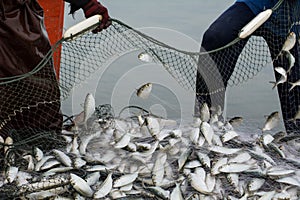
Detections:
[6, 166, 18, 183]
[219, 163, 253, 173]
[114, 172, 138, 188]
[200, 122, 214, 145]
[285, 51, 295, 74]
[136, 83, 152, 99]
[200, 103, 210, 122]
[52, 150, 72, 167]
[34, 147, 44, 162]
[228, 116, 244, 127]
[70, 173, 93, 197]
[282, 32, 296, 52]
[262, 111, 280, 132]
[83, 93, 95, 127]
[138, 52, 153, 63]
[170, 183, 184, 200]
[93, 172, 112, 198]
[152, 152, 167, 186]
[270, 67, 287, 89]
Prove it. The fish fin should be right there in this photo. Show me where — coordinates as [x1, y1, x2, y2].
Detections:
[269, 81, 277, 89]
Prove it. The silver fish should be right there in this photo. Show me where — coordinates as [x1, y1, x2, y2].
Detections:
[170, 183, 184, 200]
[189, 172, 210, 194]
[70, 173, 94, 197]
[276, 176, 300, 187]
[4, 136, 13, 154]
[200, 103, 210, 122]
[23, 155, 35, 171]
[262, 111, 280, 132]
[282, 32, 296, 52]
[6, 166, 18, 183]
[114, 172, 138, 188]
[248, 178, 265, 192]
[93, 173, 113, 199]
[136, 83, 152, 99]
[178, 148, 192, 171]
[219, 163, 253, 173]
[211, 157, 228, 175]
[34, 147, 44, 162]
[196, 152, 211, 169]
[40, 160, 61, 171]
[222, 130, 239, 143]
[270, 67, 287, 89]
[83, 93, 95, 127]
[52, 149, 72, 167]
[138, 52, 153, 63]
[152, 153, 167, 186]
[228, 116, 244, 127]
[200, 122, 214, 145]
[286, 51, 295, 74]
[113, 133, 131, 149]
[228, 152, 251, 164]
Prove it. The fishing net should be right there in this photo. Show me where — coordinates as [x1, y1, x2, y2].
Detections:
[0, 0, 299, 198]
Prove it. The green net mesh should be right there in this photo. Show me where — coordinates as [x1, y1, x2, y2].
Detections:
[0, 0, 299, 198]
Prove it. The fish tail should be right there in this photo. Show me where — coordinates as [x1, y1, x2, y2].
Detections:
[289, 84, 295, 92]
[269, 81, 276, 90]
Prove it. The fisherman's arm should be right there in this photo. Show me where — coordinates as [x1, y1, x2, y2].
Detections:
[63, 0, 111, 32]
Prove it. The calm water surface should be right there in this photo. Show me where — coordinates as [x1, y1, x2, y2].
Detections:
[62, 0, 284, 133]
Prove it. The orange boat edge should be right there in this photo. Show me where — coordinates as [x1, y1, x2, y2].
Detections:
[39, 0, 65, 78]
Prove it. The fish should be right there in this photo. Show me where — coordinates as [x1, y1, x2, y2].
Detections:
[200, 122, 214, 145]
[113, 133, 131, 149]
[152, 152, 167, 186]
[285, 51, 295, 74]
[114, 172, 138, 188]
[178, 148, 192, 171]
[136, 83, 152, 99]
[189, 171, 210, 194]
[145, 116, 160, 139]
[34, 147, 44, 162]
[85, 172, 100, 186]
[6, 166, 18, 183]
[262, 111, 280, 132]
[23, 155, 35, 171]
[93, 172, 112, 198]
[248, 178, 265, 192]
[200, 103, 210, 122]
[289, 80, 300, 92]
[211, 157, 228, 175]
[170, 183, 184, 200]
[70, 173, 93, 197]
[282, 32, 296, 52]
[4, 136, 13, 154]
[270, 67, 287, 89]
[228, 116, 244, 127]
[196, 152, 211, 169]
[219, 163, 253, 173]
[138, 52, 153, 63]
[222, 130, 239, 143]
[83, 93, 96, 128]
[52, 150, 72, 167]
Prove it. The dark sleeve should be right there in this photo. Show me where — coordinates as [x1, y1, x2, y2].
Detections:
[63, 0, 90, 14]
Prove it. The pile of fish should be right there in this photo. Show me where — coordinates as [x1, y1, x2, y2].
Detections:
[0, 100, 299, 200]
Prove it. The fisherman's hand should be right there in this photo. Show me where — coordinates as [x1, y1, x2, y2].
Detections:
[82, 0, 111, 32]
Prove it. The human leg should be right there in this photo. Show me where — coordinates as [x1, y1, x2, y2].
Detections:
[195, 2, 255, 114]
